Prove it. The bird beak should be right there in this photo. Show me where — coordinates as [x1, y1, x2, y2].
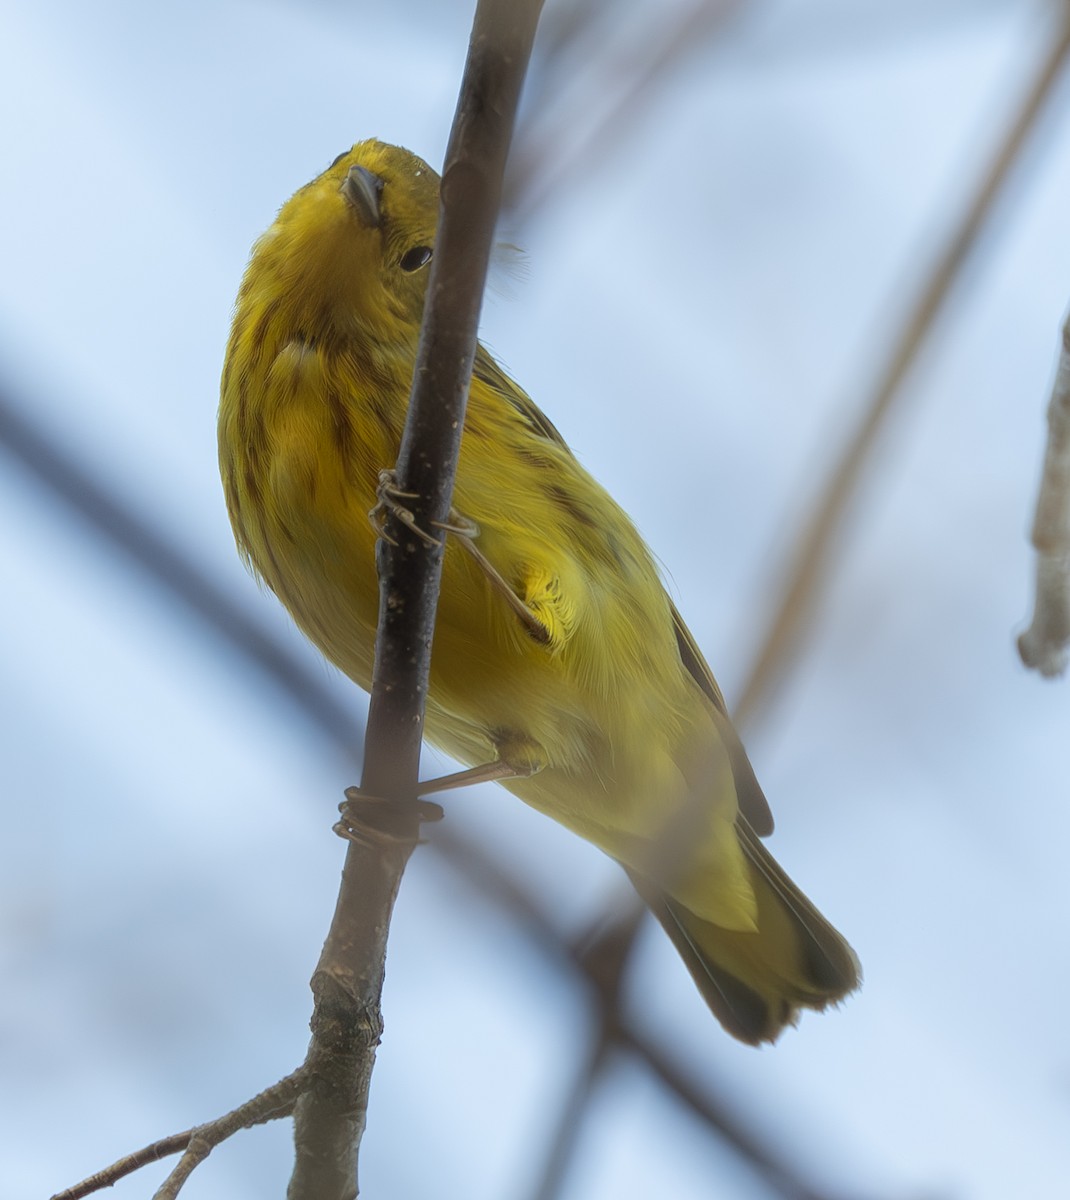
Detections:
[341, 165, 383, 228]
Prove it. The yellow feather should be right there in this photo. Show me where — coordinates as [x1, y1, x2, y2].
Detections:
[218, 139, 860, 1043]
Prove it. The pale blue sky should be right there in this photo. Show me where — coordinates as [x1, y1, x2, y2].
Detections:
[3, 2, 1070, 1197]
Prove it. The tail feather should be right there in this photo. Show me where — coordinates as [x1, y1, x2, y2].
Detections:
[630, 820, 861, 1045]
[736, 821, 860, 997]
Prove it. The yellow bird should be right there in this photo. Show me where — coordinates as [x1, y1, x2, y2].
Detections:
[218, 139, 860, 1044]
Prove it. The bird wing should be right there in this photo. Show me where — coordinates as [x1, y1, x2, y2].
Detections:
[472, 344, 774, 836]
[670, 602, 774, 836]
[473, 345, 570, 447]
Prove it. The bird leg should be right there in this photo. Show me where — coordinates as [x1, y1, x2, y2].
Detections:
[415, 758, 532, 794]
[435, 513, 554, 645]
[416, 729, 546, 795]
[369, 469, 560, 645]
[336, 745, 543, 845]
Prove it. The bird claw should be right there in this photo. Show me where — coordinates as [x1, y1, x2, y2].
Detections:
[368, 468, 442, 547]
[335, 785, 445, 848]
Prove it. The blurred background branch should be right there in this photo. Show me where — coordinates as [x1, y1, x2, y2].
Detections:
[734, 12, 1070, 730]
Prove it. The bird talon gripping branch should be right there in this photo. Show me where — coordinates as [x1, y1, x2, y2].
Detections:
[368, 467, 442, 547]
[336, 786, 444, 849]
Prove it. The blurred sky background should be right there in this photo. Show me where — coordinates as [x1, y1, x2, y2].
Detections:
[4, 1, 1070, 1197]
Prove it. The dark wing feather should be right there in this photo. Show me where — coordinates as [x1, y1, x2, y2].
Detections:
[670, 602, 774, 836]
[473, 344, 569, 447]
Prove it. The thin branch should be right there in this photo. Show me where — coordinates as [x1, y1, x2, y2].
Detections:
[1019, 310, 1070, 675]
[50, 1134, 193, 1200]
[733, 17, 1070, 730]
[527, 906, 642, 1200]
[528, 1037, 609, 1200]
[286, 5, 544, 1198]
[51, 1070, 305, 1200]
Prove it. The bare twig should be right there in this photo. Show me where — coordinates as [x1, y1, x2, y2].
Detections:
[51, 1071, 305, 1200]
[50, 1134, 194, 1200]
[286, 5, 544, 1198]
[734, 17, 1070, 730]
[1019, 310, 1070, 675]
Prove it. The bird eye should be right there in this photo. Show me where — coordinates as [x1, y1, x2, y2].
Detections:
[399, 246, 433, 273]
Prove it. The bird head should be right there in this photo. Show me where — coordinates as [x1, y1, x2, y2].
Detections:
[247, 139, 441, 345]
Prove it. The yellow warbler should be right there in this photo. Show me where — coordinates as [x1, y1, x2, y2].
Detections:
[218, 139, 860, 1043]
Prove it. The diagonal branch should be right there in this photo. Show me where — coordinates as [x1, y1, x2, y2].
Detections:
[0, 390, 360, 754]
[733, 17, 1070, 730]
[50, 1070, 306, 1200]
[285, 5, 544, 1199]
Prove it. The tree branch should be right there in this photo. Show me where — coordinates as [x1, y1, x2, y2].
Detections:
[286, 4, 544, 1198]
[50, 1071, 305, 1200]
[1019, 309, 1070, 675]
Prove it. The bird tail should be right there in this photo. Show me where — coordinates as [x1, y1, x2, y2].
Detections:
[629, 822, 861, 1045]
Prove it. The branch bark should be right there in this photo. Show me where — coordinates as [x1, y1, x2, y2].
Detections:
[1019, 310, 1070, 676]
[51, 1072, 305, 1200]
[286, 4, 544, 1198]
